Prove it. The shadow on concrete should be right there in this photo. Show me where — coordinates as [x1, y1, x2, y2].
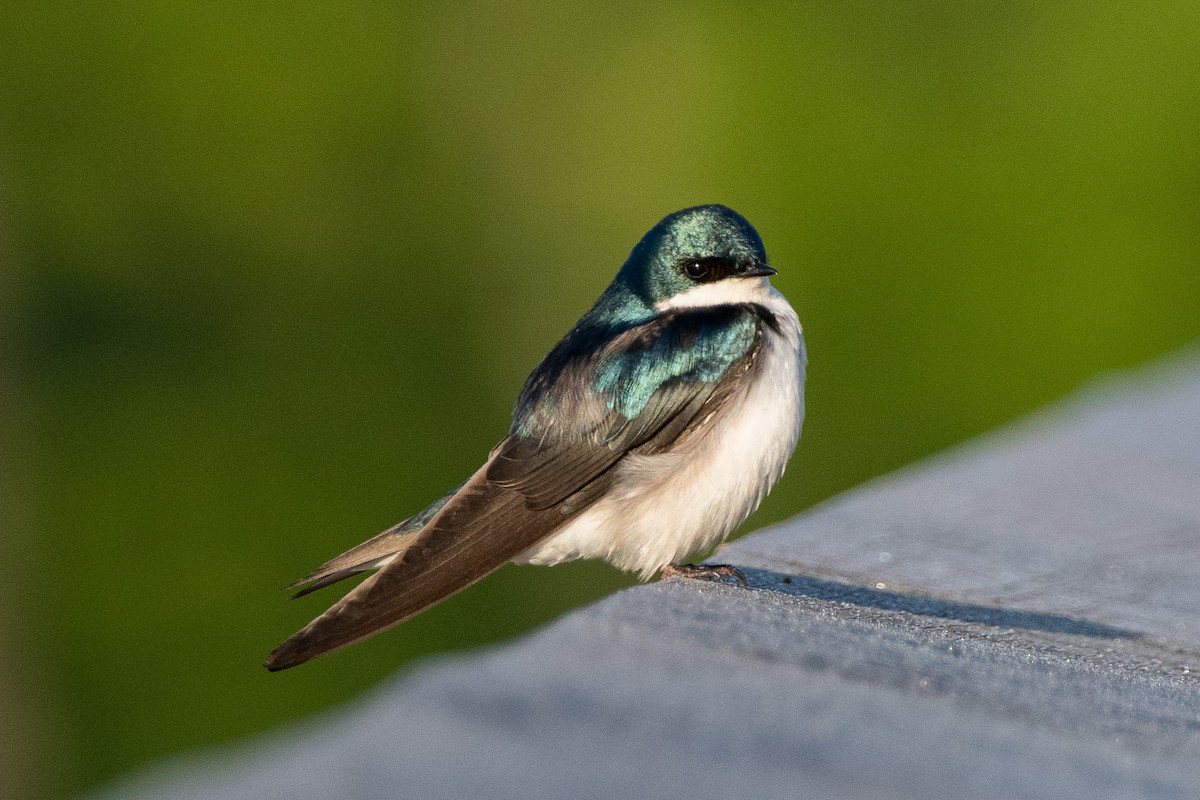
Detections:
[741, 567, 1140, 640]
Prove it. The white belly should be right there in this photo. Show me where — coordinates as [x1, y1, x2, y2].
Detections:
[516, 289, 805, 579]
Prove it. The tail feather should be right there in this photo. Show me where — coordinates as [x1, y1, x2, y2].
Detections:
[286, 485, 461, 597]
[264, 464, 575, 671]
[290, 559, 390, 599]
[288, 524, 413, 597]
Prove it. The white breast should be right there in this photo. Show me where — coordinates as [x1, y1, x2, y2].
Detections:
[515, 280, 806, 579]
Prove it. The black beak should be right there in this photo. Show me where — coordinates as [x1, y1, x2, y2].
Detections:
[740, 262, 777, 278]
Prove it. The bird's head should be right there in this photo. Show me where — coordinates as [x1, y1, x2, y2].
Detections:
[617, 204, 776, 310]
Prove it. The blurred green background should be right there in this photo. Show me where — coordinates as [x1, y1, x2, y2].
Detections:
[2, 2, 1199, 798]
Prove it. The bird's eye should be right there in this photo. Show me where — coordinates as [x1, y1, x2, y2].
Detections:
[682, 260, 710, 280]
[680, 256, 737, 282]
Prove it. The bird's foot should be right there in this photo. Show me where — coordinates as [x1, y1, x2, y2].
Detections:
[660, 562, 748, 587]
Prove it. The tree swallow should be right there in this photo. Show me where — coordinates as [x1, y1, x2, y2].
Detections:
[265, 204, 806, 671]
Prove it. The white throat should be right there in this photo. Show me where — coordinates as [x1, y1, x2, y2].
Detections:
[655, 276, 775, 311]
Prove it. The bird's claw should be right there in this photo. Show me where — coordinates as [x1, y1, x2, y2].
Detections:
[660, 562, 748, 587]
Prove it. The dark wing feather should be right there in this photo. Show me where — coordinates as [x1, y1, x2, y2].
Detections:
[490, 304, 764, 510]
[488, 378, 722, 511]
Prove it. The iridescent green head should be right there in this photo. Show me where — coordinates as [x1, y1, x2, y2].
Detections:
[617, 205, 775, 305]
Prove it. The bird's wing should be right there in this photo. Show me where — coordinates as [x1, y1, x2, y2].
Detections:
[489, 303, 767, 509]
[265, 304, 767, 671]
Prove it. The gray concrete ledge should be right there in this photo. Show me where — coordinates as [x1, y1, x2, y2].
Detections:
[96, 347, 1200, 800]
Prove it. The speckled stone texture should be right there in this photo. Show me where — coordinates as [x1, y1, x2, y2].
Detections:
[95, 347, 1200, 800]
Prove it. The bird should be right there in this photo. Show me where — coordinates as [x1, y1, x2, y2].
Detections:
[265, 204, 806, 671]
